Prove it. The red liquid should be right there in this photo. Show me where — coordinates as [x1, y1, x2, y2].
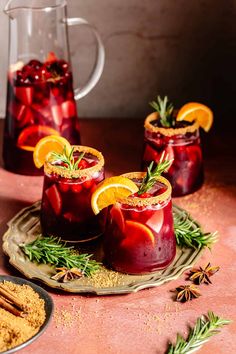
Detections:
[103, 181, 176, 274]
[3, 58, 80, 175]
[142, 124, 203, 197]
[40, 155, 106, 242]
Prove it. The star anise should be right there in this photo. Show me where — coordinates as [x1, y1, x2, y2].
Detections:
[175, 284, 201, 302]
[51, 267, 83, 283]
[189, 263, 220, 285]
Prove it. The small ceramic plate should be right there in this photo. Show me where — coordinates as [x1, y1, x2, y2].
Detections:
[2, 201, 205, 295]
[0, 275, 54, 354]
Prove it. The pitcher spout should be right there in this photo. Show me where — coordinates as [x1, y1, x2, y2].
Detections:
[4, 0, 67, 17]
[4, 0, 17, 16]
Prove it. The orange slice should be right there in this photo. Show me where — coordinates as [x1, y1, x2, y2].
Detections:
[121, 220, 155, 248]
[17, 125, 60, 152]
[146, 210, 164, 233]
[91, 176, 139, 215]
[176, 102, 213, 132]
[33, 135, 71, 168]
[110, 204, 125, 232]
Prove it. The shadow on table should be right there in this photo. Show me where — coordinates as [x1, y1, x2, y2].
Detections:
[0, 196, 31, 254]
[0, 197, 32, 275]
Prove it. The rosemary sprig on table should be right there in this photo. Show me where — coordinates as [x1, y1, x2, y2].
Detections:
[167, 311, 230, 354]
[150, 95, 175, 127]
[138, 156, 173, 195]
[50, 146, 85, 171]
[20, 236, 100, 277]
[174, 209, 218, 249]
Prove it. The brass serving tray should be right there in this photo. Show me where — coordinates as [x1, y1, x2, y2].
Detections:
[2, 201, 205, 295]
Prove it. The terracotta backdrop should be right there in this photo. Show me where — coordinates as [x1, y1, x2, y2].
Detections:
[0, 0, 235, 128]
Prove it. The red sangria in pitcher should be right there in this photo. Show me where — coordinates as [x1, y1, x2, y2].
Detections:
[3, 0, 105, 175]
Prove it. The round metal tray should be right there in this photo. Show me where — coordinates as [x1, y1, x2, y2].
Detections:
[2, 201, 205, 295]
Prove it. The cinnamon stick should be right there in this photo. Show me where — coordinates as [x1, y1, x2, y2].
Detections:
[0, 296, 26, 317]
[0, 284, 25, 311]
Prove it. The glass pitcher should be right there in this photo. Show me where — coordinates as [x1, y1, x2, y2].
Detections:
[3, 0, 105, 175]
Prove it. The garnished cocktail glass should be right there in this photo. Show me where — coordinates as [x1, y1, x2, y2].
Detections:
[41, 146, 106, 242]
[142, 113, 204, 197]
[103, 172, 176, 274]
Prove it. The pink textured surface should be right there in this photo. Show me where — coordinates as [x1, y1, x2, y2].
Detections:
[0, 119, 235, 354]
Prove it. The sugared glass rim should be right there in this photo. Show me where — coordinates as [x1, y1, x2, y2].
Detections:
[44, 145, 104, 179]
[144, 112, 199, 137]
[119, 172, 172, 206]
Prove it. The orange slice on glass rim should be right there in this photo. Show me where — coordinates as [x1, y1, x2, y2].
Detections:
[33, 135, 71, 169]
[91, 176, 139, 215]
[176, 102, 213, 132]
[121, 220, 155, 248]
[17, 125, 60, 152]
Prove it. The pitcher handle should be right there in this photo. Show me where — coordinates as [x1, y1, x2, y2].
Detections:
[66, 17, 105, 100]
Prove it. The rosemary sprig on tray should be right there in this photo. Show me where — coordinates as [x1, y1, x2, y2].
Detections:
[150, 95, 175, 127]
[167, 311, 230, 354]
[20, 236, 100, 277]
[138, 155, 173, 195]
[174, 209, 218, 249]
[50, 146, 85, 171]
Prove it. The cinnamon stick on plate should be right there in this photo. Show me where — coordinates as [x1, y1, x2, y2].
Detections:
[0, 283, 28, 317]
[0, 296, 27, 317]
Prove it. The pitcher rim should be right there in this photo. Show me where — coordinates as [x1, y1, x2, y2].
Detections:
[4, 0, 67, 15]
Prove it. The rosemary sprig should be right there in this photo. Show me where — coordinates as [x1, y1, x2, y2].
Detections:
[20, 236, 100, 277]
[49, 146, 85, 171]
[150, 95, 175, 127]
[174, 209, 218, 249]
[138, 155, 173, 195]
[167, 311, 230, 354]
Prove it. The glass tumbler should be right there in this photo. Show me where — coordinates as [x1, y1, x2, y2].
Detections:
[103, 172, 176, 274]
[142, 112, 204, 197]
[40, 145, 106, 242]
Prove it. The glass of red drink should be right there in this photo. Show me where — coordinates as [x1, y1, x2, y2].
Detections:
[142, 112, 204, 197]
[41, 146, 106, 242]
[103, 173, 176, 274]
[3, 0, 105, 175]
